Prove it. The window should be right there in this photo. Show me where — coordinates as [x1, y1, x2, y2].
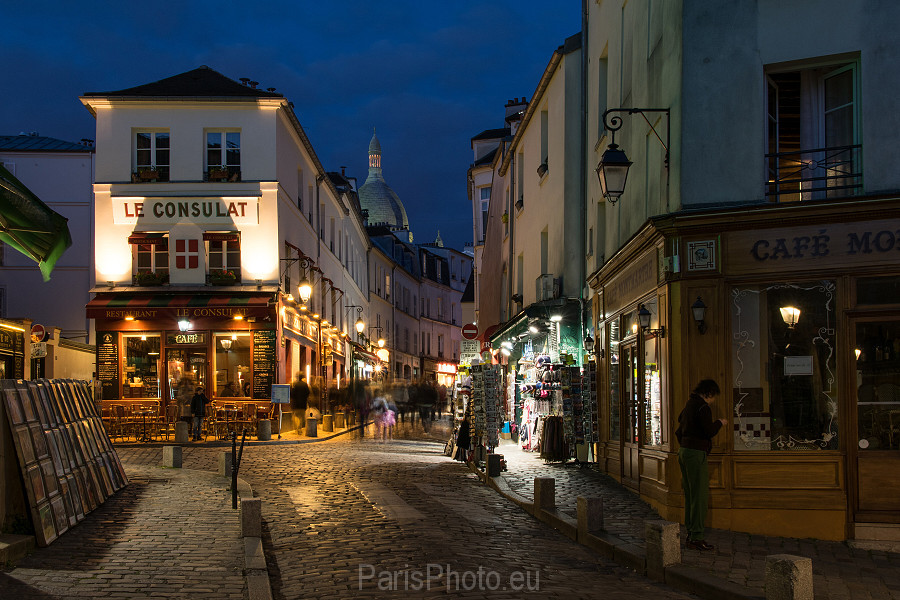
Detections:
[385, 273, 391, 300]
[175, 239, 199, 270]
[207, 234, 241, 278]
[438, 334, 444, 358]
[297, 169, 304, 212]
[479, 188, 490, 241]
[516, 153, 524, 208]
[215, 333, 251, 397]
[731, 280, 838, 450]
[588, 227, 594, 257]
[206, 131, 241, 181]
[330, 218, 335, 253]
[597, 58, 609, 140]
[451, 303, 457, 325]
[540, 110, 549, 167]
[133, 236, 169, 283]
[123, 334, 161, 398]
[765, 60, 860, 201]
[404, 328, 409, 352]
[134, 130, 170, 181]
[436, 297, 443, 321]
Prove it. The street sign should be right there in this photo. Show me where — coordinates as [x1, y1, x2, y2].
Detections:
[462, 323, 478, 339]
[31, 342, 47, 358]
[31, 323, 46, 343]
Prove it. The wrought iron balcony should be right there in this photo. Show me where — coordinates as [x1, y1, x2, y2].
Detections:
[765, 144, 862, 202]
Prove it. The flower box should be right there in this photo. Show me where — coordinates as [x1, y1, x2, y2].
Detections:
[207, 169, 230, 181]
[208, 270, 238, 285]
[133, 271, 168, 286]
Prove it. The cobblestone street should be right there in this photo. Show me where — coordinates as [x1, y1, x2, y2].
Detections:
[117, 420, 696, 599]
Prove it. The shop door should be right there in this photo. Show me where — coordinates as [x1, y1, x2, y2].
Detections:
[621, 341, 641, 490]
[853, 319, 900, 521]
[165, 348, 208, 414]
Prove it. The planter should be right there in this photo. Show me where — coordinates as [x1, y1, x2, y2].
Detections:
[501, 212, 509, 224]
[207, 169, 229, 181]
[208, 271, 238, 286]
[133, 271, 168, 286]
[138, 170, 160, 181]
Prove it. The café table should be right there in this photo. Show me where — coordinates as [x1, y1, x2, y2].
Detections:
[134, 408, 155, 442]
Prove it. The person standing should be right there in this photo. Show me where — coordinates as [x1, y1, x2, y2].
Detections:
[189, 386, 211, 441]
[290, 376, 310, 435]
[677, 379, 727, 551]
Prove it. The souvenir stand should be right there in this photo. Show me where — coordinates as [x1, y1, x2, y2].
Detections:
[469, 364, 502, 461]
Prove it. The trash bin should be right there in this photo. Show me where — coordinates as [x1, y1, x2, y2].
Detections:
[306, 417, 317, 437]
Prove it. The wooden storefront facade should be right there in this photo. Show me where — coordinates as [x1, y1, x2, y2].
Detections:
[588, 197, 900, 541]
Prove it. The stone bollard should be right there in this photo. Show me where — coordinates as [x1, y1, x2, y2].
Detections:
[174, 421, 189, 443]
[306, 417, 318, 437]
[765, 554, 813, 600]
[534, 477, 556, 512]
[241, 497, 261, 538]
[322, 413, 334, 432]
[162, 445, 182, 468]
[486, 453, 502, 478]
[334, 412, 345, 429]
[644, 520, 681, 582]
[577, 496, 604, 535]
[219, 451, 233, 477]
[257, 419, 272, 441]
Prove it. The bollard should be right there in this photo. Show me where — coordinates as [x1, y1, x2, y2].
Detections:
[577, 496, 604, 535]
[534, 477, 556, 512]
[306, 417, 318, 437]
[219, 451, 233, 477]
[162, 445, 182, 468]
[174, 421, 189, 443]
[322, 413, 334, 432]
[644, 520, 681, 582]
[241, 497, 261, 538]
[486, 453, 502, 478]
[765, 554, 813, 600]
[257, 419, 272, 441]
[334, 412, 345, 429]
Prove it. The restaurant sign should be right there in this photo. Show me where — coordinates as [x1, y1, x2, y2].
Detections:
[166, 332, 208, 345]
[113, 197, 258, 226]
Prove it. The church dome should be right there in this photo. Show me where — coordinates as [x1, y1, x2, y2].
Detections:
[358, 131, 409, 231]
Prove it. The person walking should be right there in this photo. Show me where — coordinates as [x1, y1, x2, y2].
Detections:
[189, 386, 211, 441]
[290, 375, 310, 435]
[677, 379, 727, 551]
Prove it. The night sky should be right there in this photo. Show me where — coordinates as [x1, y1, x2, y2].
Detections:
[2, 1, 580, 251]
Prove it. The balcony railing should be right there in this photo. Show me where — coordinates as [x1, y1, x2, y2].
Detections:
[765, 144, 862, 202]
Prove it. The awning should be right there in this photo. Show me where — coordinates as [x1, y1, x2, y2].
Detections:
[202, 232, 239, 242]
[349, 341, 379, 364]
[86, 292, 274, 320]
[0, 164, 72, 281]
[128, 233, 167, 246]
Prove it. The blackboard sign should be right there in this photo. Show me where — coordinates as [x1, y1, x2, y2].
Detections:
[96, 332, 119, 400]
[252, 329, 276, 400]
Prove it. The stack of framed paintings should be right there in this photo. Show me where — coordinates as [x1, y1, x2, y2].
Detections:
[2, 379, 128, 546]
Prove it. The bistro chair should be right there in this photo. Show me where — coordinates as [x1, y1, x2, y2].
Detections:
[236, 403, 257, 435]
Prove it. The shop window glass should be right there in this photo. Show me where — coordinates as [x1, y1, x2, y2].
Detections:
[856, 320, 900, 450]
[123, 334, 161, 398]
[643, 334, 662, 446]
[215, 333, 251, 397]
[608, 320, 620, 441]
[857, 276, 900, 306]
[731, 281, 838, 450]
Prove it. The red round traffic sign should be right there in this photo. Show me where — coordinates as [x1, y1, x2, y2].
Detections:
[31, 323, 46, 343]
[462, 323, 478, 340]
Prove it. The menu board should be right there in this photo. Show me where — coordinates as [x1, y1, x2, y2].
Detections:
[252, 329, 276, 400]
[1, 379, 128, 547]
[96, 331, 119, 400]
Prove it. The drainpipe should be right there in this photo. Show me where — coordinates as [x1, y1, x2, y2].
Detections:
[507, 150, 515, 324]
[580, 0, 589, 361]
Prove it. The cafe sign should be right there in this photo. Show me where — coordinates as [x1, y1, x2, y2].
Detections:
[166, 332, 208, 345]
[113, 197, 258, 226]
[729, 219, 900, 275]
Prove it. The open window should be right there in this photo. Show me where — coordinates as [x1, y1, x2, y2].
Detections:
[765, 58, 861, 201]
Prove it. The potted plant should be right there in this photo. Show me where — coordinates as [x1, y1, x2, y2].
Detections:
[208, 269, 238, 285]
[135, 166, 160, 182]
[501, 212, 509, 224]
[207, 167, 229, 181]
[133, 270, 168, 286]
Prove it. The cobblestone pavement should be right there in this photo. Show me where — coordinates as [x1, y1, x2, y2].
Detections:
[115, 419, 699, 599]
[496, 439, 900, 600]
[0, 465, 245, 600]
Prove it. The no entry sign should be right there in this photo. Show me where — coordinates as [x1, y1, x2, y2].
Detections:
[462, 323, 478, 340]
[31, 323, 47, 343]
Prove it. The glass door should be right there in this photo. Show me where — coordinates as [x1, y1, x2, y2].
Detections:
[621, 339, 640, 489]
[853, 318, 900, 518]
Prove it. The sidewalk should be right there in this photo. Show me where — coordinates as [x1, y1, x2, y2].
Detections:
[491, 441, 900, 600]
[0, 465, 246, 599]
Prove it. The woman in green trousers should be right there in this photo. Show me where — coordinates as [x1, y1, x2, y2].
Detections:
[677, 379, 727, 551]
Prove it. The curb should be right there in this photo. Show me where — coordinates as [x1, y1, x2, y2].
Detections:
[465, 461, 762, 600]
[112, 422, 370, 448]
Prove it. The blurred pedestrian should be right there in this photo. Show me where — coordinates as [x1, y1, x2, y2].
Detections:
[189, 386, 211, 441]
[290, 375, 310, 434]
[677, 379, 727, 551]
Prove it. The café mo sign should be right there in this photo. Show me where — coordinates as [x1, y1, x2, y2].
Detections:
[112, 197, 259, 225]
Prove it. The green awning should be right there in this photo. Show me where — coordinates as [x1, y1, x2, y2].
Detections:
[0, 164, 72, 280]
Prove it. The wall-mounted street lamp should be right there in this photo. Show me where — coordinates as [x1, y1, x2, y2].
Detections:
[780, 306, 801, 329]
[178, 319, 191, 332]
[345, 305, 365, 335]
[637, 304, 666, 338]
[583, 334, 595, 355]
[691, 296, 708, 334]
[279, 254, 316, 303]
[596, 108, 670, 204]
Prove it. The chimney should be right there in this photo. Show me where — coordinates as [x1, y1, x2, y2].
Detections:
[340, 166, 346, 176]
[240, 77, 250, 86]
[249, 81, 259, 89]
[267, 87, 276, 92]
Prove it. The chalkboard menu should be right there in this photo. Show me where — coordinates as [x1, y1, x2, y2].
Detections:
[1, 379, 128, 547]
[96, 331, 119, 400]
[252, 329, 276, 399]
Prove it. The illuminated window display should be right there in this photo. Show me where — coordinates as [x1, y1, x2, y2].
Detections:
[643, 334, 662, 446]
[731, 280, 838, 450]
[122, 334, 161, 398]
[215, 332, 251, 397]
[607, 320, 620, 441]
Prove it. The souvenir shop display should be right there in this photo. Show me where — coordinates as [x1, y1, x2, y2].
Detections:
[469, 364, 503, 452]
[583, 361, 599, 443]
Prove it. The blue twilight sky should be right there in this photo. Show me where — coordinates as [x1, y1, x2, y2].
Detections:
[1, 1, 580, 252]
